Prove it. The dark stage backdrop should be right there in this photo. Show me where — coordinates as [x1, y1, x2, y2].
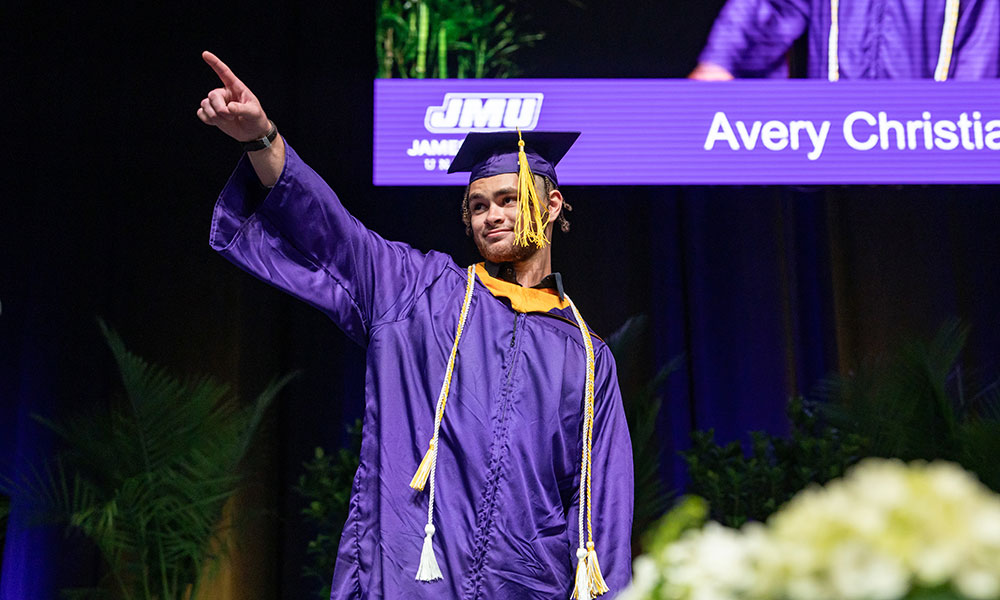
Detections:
[3, 2, 999, 599]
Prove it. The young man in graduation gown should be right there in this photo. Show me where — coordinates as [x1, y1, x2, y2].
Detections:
[197, 52, 633, 599]
[689, 0, 998, 80]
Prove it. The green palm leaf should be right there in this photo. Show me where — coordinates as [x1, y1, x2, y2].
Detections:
[1, 320, 293, 600]
[822, 318, 1000, 489]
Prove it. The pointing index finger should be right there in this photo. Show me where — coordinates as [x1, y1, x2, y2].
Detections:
[202, 51, 246, 92]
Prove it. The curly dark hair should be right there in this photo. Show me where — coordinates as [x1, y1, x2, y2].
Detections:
[460, 175, 572, 236]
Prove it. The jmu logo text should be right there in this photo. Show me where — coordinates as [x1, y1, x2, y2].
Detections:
[424, 93, 544, 133]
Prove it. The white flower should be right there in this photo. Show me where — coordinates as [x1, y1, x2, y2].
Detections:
[926, 461, 981, 500]
[784, 574, 833, 600]
[911, 544, 963, 585]
[970, 504, 1000, 546]
[850, 458, 909, 509]
[664, 523, 754, 600]
[955, 568, 1000, 600]
[827, 542, 908, 600]
[624, 458, 1000, 600]
[616, 556, 660, 600]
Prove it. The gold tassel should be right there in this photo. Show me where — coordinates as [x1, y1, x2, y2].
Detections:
[585, 542, 609, 597]
[571, 548, 591, 600]
[409, 441, 435, 491]
[514, 129, 549, 249]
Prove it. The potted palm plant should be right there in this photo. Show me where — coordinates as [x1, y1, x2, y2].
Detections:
[1, 321, 293, 600]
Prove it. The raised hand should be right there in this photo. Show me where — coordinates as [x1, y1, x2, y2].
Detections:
[197, 51, 272, 142]
[198, 51, 284, 186]
[688, 62, 735, 81]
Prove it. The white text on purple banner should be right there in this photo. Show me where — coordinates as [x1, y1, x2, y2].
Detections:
[374, 79, 1000, 185]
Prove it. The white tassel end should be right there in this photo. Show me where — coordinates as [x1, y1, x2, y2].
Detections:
[571, 548, 591, 600]
[415, 524, 443, 582]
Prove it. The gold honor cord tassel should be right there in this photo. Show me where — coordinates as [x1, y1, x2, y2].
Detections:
[409, 441, 435, 491]
[413, 265, 477, 582]
[586, 542, 610, 596]
[514, 129, 550, 249]
[567, 296, 608, 598]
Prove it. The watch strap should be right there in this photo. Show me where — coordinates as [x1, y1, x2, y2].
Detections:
[241, 121, 278, 152]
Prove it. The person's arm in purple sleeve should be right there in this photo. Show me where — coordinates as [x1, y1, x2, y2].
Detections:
[198, 52, 438, 346]
[690, 0, 811, 79]
[950, 0, 1000, 79]
[567, 344, 634, 596]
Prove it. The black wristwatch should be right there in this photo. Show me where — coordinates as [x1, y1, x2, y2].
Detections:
[241, 121, 278, 152]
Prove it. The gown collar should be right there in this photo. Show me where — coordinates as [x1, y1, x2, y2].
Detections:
[476, 262, 569, 313]
[481, 260, 565, 301]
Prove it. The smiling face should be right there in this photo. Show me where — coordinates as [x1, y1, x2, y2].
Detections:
[467, 173, 562, 264]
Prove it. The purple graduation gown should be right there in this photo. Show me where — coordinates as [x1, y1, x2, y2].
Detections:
[699, 0, 1000, 78]
[209, 144, 634, 599]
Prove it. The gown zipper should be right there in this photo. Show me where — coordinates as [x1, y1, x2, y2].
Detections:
[463, 311, 525, 599]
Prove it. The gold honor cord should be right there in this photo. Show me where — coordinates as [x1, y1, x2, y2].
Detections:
[568, 296, 609, 599]
[408, 268, 610, 594]
[412, 265, 477, 582]
[828, 0, 959, 81]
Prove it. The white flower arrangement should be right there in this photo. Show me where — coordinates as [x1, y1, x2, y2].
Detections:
[621, 459, 1000, 600]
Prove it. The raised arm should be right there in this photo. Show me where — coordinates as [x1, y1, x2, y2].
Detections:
[200, 52, 445, 346]
[197, 51, 284, 186]
[690, 0, 810, 79]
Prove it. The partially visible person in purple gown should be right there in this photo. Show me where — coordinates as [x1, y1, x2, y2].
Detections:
[196, 52, 634, 600]
[689, 0, 999, 80]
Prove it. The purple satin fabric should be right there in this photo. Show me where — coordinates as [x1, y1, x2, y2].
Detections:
[699, 0, 999, 79]
[209, 144, 634, 599]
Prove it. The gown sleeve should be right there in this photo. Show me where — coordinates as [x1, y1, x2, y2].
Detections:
[567, 343, 635, 597]
[698, 0, 811, 78]
[950, 0, 1000, 79]
[209, 142, 440, 347]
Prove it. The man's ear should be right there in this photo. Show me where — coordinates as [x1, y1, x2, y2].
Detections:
[547, 189, 564, 224]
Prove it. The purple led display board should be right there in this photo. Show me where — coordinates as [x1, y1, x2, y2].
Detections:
[374, 79, 1000, 185]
